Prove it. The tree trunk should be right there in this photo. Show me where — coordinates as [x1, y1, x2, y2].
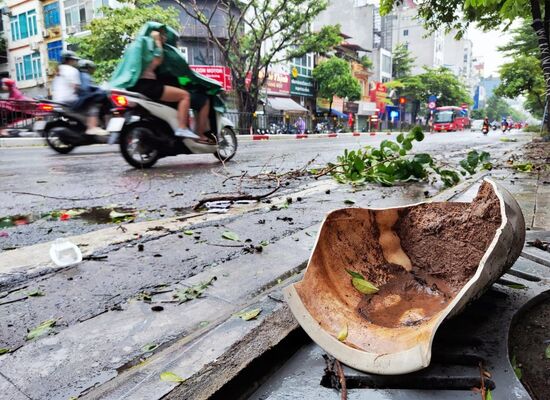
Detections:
[530, 0, 550, 133]
[234, 75, 258, 135]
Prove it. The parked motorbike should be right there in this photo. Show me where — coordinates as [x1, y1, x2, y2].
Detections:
[34, 102, 114, 154]
[107, 89, 237, 169]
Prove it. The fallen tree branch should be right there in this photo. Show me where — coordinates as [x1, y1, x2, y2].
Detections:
[193, 178, 281, 210]
[335, 359, 348, 400]
[11, 191, 126, 201]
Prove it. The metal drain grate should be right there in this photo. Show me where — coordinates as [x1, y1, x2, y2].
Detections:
[250, 235, 550, 400]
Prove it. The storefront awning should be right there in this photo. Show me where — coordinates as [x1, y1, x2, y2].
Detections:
[317, 107, 348, 119]
[267, 97, 308, 113]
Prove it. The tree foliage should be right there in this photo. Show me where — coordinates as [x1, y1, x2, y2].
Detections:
[392, 43, 415, 79]
[178, 0, 341, 114]
[330, 126, 492, 187]
[495, 19, 545, 117]
[481, 95, 528, 121]
[313, 57, 362, 110]
[69, 0, 180, 82]
[396, 67, 471, 108]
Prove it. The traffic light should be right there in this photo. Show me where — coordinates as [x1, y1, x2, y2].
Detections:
[399, 97, 407, 105]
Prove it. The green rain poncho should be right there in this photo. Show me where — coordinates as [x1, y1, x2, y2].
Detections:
[109, 21, 224, 110]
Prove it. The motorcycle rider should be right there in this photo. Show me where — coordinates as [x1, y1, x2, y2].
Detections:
[482, 117, 490, 134]
[52, 51, 107, 135]
[110, 22, 222, 145]
[73, 59, 110, 126]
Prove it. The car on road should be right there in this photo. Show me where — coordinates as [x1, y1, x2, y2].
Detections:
[471, 119, 484, 131]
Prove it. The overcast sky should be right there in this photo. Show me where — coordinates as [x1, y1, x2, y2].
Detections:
[468, 26, 512, 78]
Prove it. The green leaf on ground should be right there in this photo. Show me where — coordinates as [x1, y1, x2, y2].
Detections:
[345, 269, 365, 280]
[26, 319, 56, 341]
[222, 231, 240, 241]
[27, 289, 45, 297]
[142, 343, 158, 352]
[505, 283, 528, 290]
[0, 348, 10, 355]
[160, 371, 185, 383]
[237, 308, 262, 321]
[500, 137, 517, 142]
[515, 163, 534, 172]
[486, 389, 493, 400]
[173, 277, 216, 304]
[512, 355, 522, 379]
[344, 199, 356, 205]
[198, 321, 209, 328]
[183, 230, 194, 235]
[337, 324, 348, 341]
[545, 345, 550, 359]
[351, 277, 379, 295]
[259, 240, 269, 247]
[137, 292, 152, 302]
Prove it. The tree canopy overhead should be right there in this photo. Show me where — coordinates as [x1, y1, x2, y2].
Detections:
[178, 0, 342, 114]
[69, 0, 180, 82]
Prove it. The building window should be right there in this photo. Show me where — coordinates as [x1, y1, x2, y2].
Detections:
[403, 29, 408, 36]
[10, 10, 38, 41]
[65, 0, 93, 29]
[382, 54, 392, 75]
[47, 40, 63, 62]
[292, 53, 313, 77]
[44, 2, 61, 28]
[15, 53, 42, 81]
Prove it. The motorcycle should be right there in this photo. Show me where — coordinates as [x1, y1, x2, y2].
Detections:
[33, 102, 114, 154]
[107, 89, 237, 169]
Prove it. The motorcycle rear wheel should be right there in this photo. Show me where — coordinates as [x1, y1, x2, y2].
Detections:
[119, 123, 160, 169]
[44, 122, 76, 154]
[214, 126, 238, 162]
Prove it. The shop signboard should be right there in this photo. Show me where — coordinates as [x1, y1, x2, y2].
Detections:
[369, 82, 387, 113]
[290, 75, 314, 97]
[245, 70, 291, 94]
[190, 65, 232, 91]
[343, 101, 359, 114]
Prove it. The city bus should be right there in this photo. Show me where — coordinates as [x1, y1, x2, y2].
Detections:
[433, 106, 470, 132]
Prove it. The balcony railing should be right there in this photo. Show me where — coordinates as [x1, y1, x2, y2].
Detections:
[181, 24, 229, 39]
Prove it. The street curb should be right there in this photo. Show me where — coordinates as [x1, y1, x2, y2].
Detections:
[0, 137, 45, 147]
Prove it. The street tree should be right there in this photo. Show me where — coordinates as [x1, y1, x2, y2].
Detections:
[69, 0, 180, 82]
[313, 57, 362, 112]
[380, 0, 550, 131]
[496, 20, 545, 117]
[484, 95, 527, 121]
[178, 0, 341, 115]
[392, 43, 415, 79]
[392, 67, 471, 120]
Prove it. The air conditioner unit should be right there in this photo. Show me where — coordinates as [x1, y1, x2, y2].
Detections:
[42, 30, 50, 38]
[1, 7, 11, 16]
[30, 43, 39, 51]
[67, 26, 76, 34]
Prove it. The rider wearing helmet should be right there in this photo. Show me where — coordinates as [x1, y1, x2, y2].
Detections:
[52, 51, 107, 135]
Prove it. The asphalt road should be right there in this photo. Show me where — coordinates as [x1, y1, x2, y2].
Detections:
[0, 128, 531, 399]
[0, 129, 527, 250]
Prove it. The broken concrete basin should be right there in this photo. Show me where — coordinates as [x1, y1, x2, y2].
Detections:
[284, 178, 525, 374]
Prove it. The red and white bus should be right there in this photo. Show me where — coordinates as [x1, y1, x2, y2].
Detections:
[433, 106, 470, 132]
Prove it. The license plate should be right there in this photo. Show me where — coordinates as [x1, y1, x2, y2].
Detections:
[33, 120, 47, 132]
[107, 118, 125, 132]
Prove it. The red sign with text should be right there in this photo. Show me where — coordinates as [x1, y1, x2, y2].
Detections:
[369, 82, 387, 114]
[190, 65, 232, 91]
[245, 71, 291, 94]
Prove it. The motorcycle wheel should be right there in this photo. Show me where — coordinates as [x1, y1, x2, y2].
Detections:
[119, 123, 160, 169]
[44, 122, 76, 154]
[214, 126, 238, 162]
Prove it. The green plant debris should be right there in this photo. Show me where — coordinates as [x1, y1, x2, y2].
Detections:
[486, 389, 493, 400]
[329, 126, 491, 188]
[500, 137, 517, 142]
[109, 210, 136, 223]
[27, 289, 45, 297]
[183, 230, 194, 235]
[512, 355, 522, 379]
[173, 277, 217, 304]
[545, 345, 550, 359]
[159, 371, 185, 383]
[514, 163, 534, 172]
[198, 321, 209, 328]
[345, 269, 379, 294]
[142, 343, 158, 352]
[0, 348, 10, 355]
[236, 308, 262, 321]
[337, 324, 348, 341]
[505, 283, 528, 290]
[259, 240, 269, 247]
[222, 231, 240, 241]
[137, 292, 152, 302]
[26, 319, 56, 341]
[344, 199, 356, 205]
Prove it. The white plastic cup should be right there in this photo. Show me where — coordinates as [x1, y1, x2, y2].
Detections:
[49, 238, 82, 267]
